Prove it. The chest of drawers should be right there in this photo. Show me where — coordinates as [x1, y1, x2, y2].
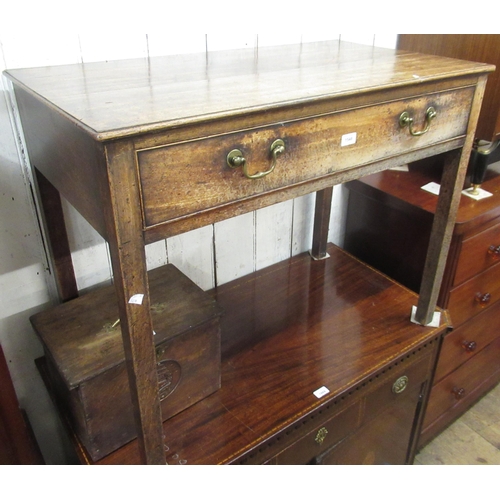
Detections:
[345, 160, 500, 446]
[4, 41, 492, 463]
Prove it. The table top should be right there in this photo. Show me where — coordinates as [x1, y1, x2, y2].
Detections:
[4, 41, 493, 141]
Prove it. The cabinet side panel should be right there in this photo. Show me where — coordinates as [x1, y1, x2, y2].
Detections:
[12, 84, 108, 239]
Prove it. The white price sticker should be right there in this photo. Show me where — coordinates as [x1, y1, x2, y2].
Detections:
[313, 386, 330, 399]
[421, 182, 440, 195]
[128, 294, 144, 305]
[341, 132, 357, 147]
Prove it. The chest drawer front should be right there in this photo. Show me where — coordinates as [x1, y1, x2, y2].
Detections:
[274, 350, 432, 465]
[423, 334, 500, 429]
[363, 351, 433, 419]
[137, 87, 472, 227]
[453, 221, 500, 286]
[447, 261, 500, 327]
[434, 300, 500, 382]
[275, 400, 361, 465]
[314, 354, 432, 465]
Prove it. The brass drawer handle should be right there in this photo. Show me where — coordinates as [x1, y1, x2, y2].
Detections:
[392, 375, 409, 394]
[227, 139, 285, 180]
[315, 427, 328, 445]
[399, 107, 437, 136]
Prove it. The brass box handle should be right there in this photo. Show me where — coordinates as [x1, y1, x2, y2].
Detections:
[227, 139, 285, 179]
[399, 107, 437, 136]
[315, 427, 328, 445]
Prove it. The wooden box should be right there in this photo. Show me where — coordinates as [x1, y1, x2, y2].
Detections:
[30, 264, 222, 461]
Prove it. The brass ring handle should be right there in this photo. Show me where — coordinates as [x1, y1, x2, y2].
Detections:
[392, 375, 408, 394]
[227, 139, 285, 180]
[314, 427, 328, 445]
[399, 107, 437, 136]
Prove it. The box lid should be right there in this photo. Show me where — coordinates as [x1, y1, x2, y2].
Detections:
[30, 264, 222, 388]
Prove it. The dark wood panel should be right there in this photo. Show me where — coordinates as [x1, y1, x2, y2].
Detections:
[34, 170, 78, 302]
[14, 86, 108, 240]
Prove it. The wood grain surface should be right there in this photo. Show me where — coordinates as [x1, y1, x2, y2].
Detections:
[5, 41, 493, 140]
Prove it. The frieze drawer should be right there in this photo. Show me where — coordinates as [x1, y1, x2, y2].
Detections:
[137, 87, 472, 228]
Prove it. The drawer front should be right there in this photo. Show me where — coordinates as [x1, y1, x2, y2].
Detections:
[423, 334, 500, 429]
[315, 353, 432, 465]
[137, 87, 472, 227]
[363, 351, 433, 419]
[453, 221, 500, 286]
[315, 392, 421, 465]
[275, 350, 432, 465]
[275, 400, 361, 465]
[434, 300, 500, 382]
[447, 261, 500, 327]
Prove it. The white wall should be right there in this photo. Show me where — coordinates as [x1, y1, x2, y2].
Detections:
[0, 33, 397, 464]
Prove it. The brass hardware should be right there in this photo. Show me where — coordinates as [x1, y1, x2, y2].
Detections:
[226, 139, 285, 180]
[392, 375, 409, 394]
[470, 184, 482, 196]
[227, 149, 246, 168]
[399, 107, 437, 136]
[102, 318, 120, 334]
[315, 427, 328, 445]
